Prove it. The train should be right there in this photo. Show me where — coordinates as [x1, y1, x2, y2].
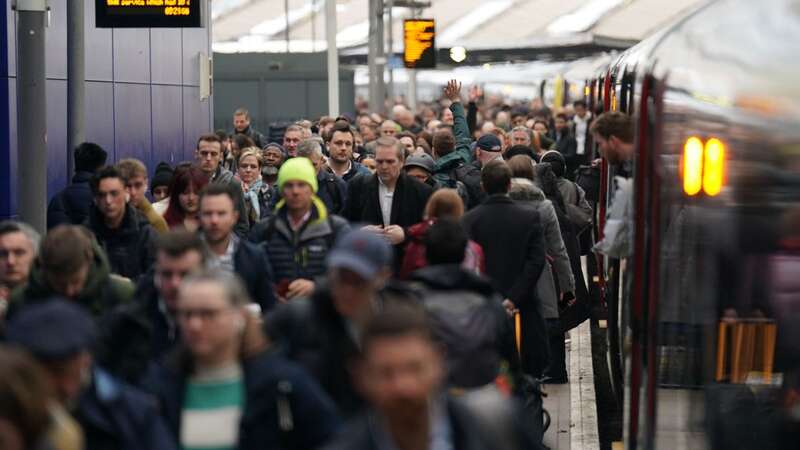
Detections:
[571, 0, 800, 448]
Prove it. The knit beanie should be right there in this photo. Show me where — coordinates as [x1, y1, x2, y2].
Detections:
[150, 162, 174, 191]
[277, 157, 318, 193]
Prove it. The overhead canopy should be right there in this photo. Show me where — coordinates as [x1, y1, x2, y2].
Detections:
[212, 0, 705, 61]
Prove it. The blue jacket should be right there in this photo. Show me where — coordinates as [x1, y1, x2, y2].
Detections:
[145, 349, 341, 450]
[47, 171, 95, 229]
[76, 367, 176, 450]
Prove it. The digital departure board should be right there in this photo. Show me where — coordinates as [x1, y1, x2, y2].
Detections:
[403, 19, 436, 69]
[96, 0, 202, 28]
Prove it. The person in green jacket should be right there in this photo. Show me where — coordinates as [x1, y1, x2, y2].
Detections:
[8, 225, 134, 319]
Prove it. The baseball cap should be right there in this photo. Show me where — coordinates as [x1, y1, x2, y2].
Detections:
[326, 230, 393, 279]
[404, 154, 435, 173]
[476, 134, 502, 152]
[6, 298, 97, 361]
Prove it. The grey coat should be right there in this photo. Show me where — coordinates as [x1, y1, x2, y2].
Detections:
[509, 178, 575, 319]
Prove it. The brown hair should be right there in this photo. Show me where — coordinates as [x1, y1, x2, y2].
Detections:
[432, 129, 456, 157]
[116, 158, 147, 181]
[0, 346, 53, 449]
[361, 304, 432, 356]
[590, 111, 633, 143]
[423, 189, 464, 220]
[40, 225, 94, 275]
[156, 230, 209, 264]
[196, 133, 222, 150]
[507, 154, 535, 180]
[481, 160, 512, 195]
[375, 136, 405, 161]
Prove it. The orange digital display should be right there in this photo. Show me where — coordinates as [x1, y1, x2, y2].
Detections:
[404, 19, 436, 69]
[96, 0, 201, 28]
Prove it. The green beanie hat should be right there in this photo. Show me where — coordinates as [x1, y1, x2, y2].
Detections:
[277, 157, 318, 193]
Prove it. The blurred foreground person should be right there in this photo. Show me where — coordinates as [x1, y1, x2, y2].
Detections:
[8, 225, 133, 319]
[146, 270, 340, 450]
[0, 345, 53, 450]
[324, 306, 542, 450]
[266, 229, 397, 417]
[6, 300, 175, 450]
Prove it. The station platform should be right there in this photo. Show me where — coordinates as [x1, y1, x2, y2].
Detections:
[542, 319, 600, 450]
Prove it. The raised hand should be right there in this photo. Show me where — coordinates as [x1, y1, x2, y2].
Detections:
[443, 79, 462, 103]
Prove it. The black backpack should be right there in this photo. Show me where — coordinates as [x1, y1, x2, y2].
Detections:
[414, 287, 504, 388]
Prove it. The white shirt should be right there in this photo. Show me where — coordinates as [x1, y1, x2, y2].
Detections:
[574, 112, 592, 155]
[378, 178, 394, 227]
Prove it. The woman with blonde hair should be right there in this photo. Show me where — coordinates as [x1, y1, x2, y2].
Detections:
[237, 148, 274, 226]
[399, 189, 485, 278]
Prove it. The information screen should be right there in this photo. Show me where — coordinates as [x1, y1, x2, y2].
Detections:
[96, 0, 202, 28]
[403, 19, 436, 69]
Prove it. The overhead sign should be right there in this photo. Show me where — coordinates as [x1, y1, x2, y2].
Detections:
[403, 19, 436, 69]
[96, 0, 202, 28]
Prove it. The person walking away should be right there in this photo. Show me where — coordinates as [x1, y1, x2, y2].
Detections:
[399, 189, 484, 279]
[553, 114, 578, 180]
[145, 270, 340, 450]
[462, 160, 549, 377]
[47, 142, 108, 229]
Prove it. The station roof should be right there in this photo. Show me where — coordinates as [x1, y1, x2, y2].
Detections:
[212, 0, 705, 61]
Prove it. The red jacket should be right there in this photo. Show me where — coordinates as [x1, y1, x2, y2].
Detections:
[399, 219, 486, 279]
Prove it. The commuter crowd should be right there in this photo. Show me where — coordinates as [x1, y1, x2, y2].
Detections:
[0, 79, 635, 450]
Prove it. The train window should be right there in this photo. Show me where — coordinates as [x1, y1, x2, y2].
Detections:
[703, 138, 725, 196]
[681, 137, 704, 196]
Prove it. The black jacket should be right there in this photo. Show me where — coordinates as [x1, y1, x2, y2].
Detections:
[145, 349, 341, 450]
[316, 170, 348, 215]
[555, 130, 578, 160]
[76, 368, 176, 450]
[250, 198, 349, 283]
[233, 238, 277, 311]
[265, 282, 417, 417]
[461, 195, 549, 376]
[323, 397, 532, 450]
[409, 265, 522, 388]
[342, 172, 433, 230]
[234, 125, 266, 148]
[47, 170, 95, 229]
[86, 204, 157, 281]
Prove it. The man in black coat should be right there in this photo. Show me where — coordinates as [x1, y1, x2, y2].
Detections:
[232, 107, 266, 148]
[47, 142, 107, 229]
[554, 113, 579, 179]
[86, 166, 157, 281]
[461, 160, 549, 377]
[342, 136, 433, 268]
[199, 183, 276, 312]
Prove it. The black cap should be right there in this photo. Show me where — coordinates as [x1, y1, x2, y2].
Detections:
[504, 145, 537, 161]
[476, 134, 502, 152]
[540, 150, 566, 178]
[6, 298, 97, 361]
[150, 161, 174, 191]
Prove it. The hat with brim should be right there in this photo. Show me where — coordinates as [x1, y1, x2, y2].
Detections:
[326, 230, 392, 279]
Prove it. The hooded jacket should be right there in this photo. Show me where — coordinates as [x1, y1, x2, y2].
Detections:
[9, 240, 134, 319]
[508, 179, 575, 319]
[86, 204, 157, 281]
[47, 170, 95, 229]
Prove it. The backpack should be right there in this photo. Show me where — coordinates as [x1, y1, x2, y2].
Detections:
[575, 164, 601, 202]
[412, 287, 504, 388]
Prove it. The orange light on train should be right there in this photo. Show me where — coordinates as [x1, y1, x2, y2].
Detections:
[703, 138, 725, 196]
[682, 137, 704, 196]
